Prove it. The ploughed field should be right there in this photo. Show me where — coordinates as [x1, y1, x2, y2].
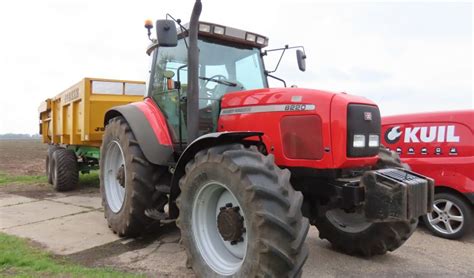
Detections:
[0, 139, 47, 176]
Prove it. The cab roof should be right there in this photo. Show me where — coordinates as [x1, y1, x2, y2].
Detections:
[178, 21, 269, 49]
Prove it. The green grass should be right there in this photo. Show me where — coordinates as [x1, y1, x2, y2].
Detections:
[0, 233, 140, 277]
[0, 171, 99, 187]
[78, 171, 100, 187]
[0, 173, 47, 185]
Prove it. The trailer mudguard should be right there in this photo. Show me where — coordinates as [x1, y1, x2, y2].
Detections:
[168, 131, 263, 218]
[104, 98, 174, 166]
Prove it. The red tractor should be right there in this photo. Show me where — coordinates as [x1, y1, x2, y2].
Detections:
[100, 1, 434, 276]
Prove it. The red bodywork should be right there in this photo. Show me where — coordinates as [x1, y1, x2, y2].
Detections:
[218, 88, 379, 169]
[382, 110, 474, 195]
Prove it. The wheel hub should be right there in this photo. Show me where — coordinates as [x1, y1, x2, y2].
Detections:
[116, 165, 125, 187]
[217, 203, 245, 245]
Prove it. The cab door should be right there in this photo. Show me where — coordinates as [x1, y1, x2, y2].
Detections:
[148, 40, 188, 146]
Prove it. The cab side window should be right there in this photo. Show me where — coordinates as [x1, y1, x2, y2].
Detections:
[150, 40, 188, 142]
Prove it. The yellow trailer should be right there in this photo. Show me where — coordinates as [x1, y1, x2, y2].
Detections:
[39, 77, 145, 147]
[39, 77, 144, 191]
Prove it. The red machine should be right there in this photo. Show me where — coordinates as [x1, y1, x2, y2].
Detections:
[93, 1, 433, 276]
[382, 110, 474, 239]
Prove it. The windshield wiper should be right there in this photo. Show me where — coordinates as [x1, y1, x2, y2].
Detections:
[199, 76, 237, 87]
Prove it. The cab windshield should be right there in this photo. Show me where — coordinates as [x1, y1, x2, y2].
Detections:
[148, 38, 267, 144]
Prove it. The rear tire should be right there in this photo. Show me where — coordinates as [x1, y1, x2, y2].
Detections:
[51, 149, 79, 191]
[100, 116, 166, 237]
[177, 144, 309, 277]
[422, 192, 473, 239]
[313, 147, 417, 256]
[46, 145, 63, 184]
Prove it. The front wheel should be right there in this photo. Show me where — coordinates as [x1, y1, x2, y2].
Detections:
[314, 147, 418, 256]
[315, 209, 417, 256]
[177, 144, 309, 277]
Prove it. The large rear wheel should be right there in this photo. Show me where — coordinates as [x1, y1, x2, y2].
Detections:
[313, 147, 417, 256]
[100, 116, 166, 237]
[177, 144, 309, 277]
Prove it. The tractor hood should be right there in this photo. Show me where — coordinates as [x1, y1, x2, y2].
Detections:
[220, 87, 376, 111]
[218, 87, 380, 169]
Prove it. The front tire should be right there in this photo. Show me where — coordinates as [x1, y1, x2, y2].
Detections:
[313, 147, 417, 256]
[422, 193, 473, 239]
[177, 144, 309, 277]
[100, 116, 165, 237]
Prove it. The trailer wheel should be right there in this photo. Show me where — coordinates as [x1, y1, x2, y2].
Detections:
[422, 192, 473, 239]
[46, 145, 63, 184]
[100, 116, 165, 237]
[177, 144, 309, 277]
[51, 149, 79, 191]
[313, 147, 417, 256]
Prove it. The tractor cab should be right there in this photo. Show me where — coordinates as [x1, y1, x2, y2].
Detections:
[146, 22, 269, 147]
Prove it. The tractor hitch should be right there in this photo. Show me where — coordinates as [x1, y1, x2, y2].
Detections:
[361, 168, 434, 222]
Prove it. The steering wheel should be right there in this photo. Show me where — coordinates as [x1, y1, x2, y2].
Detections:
[204, 74, 228, 97]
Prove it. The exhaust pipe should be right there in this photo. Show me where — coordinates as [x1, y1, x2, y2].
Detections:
[186, 0, 202, 143]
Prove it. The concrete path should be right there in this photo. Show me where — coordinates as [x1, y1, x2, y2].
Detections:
[1, 188, 473, 277]
[0, 192, 117, 255]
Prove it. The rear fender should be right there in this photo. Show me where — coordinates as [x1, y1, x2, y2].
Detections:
[104, 98, 174, 166]
[168, 131, 264, 218]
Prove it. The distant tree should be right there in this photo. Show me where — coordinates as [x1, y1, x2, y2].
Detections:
[0, 133, 41, 140]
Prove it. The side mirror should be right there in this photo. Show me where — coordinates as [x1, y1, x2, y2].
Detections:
[296, 49, 306, 72]
[156, 20, 178, 47]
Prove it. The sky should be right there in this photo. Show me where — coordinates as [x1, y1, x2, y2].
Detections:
[0, 0, 472, 134]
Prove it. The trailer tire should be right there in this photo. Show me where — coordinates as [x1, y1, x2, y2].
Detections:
[51, 149, 79, 191]
[100, 116, 165, 237]
[177, 144, 309, 277]
[314, 147, 417, 256]
[46, 145, 63, 184]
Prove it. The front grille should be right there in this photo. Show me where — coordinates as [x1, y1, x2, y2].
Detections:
[346, 104, 381, 157]
[280, 115, 324, 159]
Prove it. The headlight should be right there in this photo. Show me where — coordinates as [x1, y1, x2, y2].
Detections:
[353, 134, 365, 148]
[368, 134, 379, 147]
[245, 33, 256, 42]
[199, 23, 211, 32]
[213, 25, 225, 35]
[256, 36, 266, 45]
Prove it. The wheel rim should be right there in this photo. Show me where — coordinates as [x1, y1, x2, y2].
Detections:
[104, 140, 126, 213]
[427, 198, 464, 235]
[326, 209, 372, 233]
[192, 181, 248, 275]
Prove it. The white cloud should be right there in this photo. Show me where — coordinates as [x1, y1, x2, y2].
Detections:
[0, 0, 471, 133]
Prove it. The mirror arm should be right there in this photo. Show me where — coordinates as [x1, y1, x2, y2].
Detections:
[265, 71, 287, 88]
[166, 13, 189, 49]
[266, 45, 288, 74]
[263, 45, 306, 73]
